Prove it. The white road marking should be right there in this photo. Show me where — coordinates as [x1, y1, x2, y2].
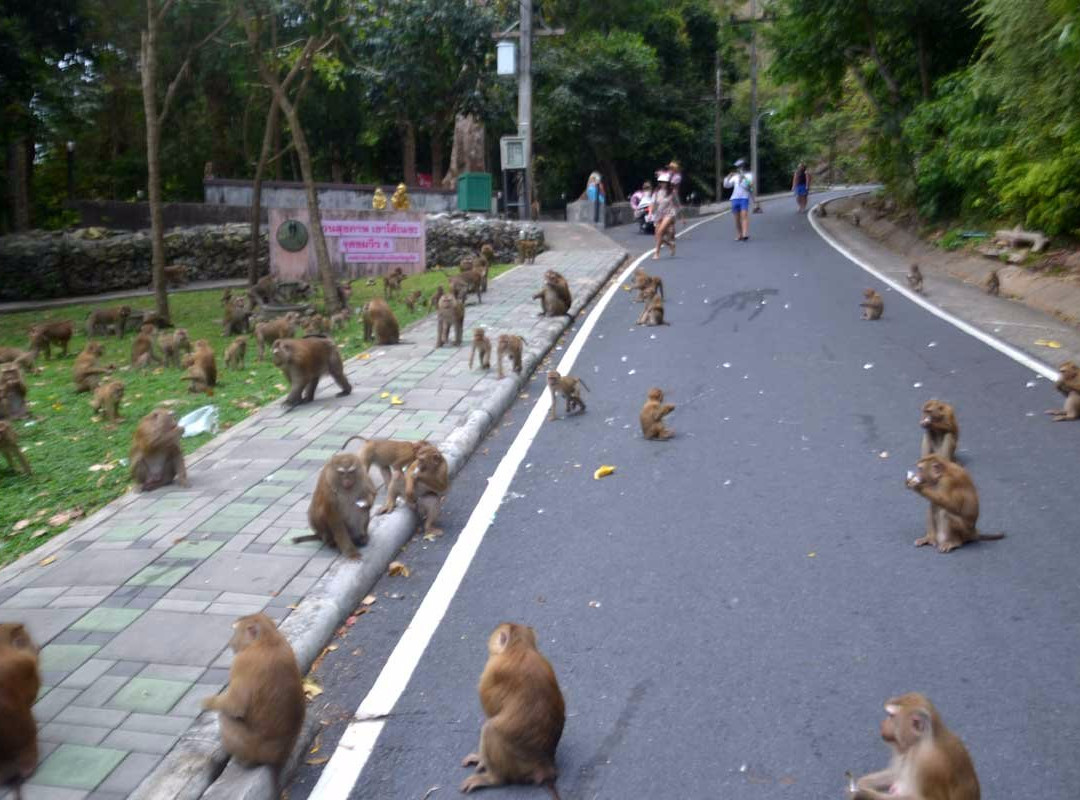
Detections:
[809, 198, 1057, 381]
[307, 212, 725, 799]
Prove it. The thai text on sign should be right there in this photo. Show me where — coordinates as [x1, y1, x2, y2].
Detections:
[322, 220, 422, 237]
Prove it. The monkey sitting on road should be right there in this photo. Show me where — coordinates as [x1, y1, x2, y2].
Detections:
[905, 454, 1004, 553]
[907, 263, 924, 294]
[640, 388, 675, 440]
[860, 288, 884, 320]
[546, 371, 588, 421]
[919, 399, 958, 461]
[636, 293, 669, 326]
[985, 270, 1000, 296]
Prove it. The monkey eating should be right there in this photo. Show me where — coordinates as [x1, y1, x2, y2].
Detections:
[0, 622, 41, 799]
[201, 614, 304, 797]
[533, 270, 572, 317]
[905, 454, 1004, 553]
[90, 380, 125, 423]
[546, 371, 588, 421]
[847, 692, 979, 800]
[157, 328, 191, 368]
[72, 341, 112, 393]
[362, 298, 400, 345]
[469, 328, 492, 370]
[906, 263, 924, 294]
[0, 365, 28, 420]
[919, 399, 959, 461]
[636, 293, 669, 326]
[496, 334, 525, 379]
[27, 320, 73, 360]
[860, 288, 884, 320]
[1046, 360, 1080, 422]
[272, 338, 351, 410]
[224, 336, 247, 370]
[85, 305, 132, 338]
[294, 452, 377, 558]
[130, 408, 188, 491]
[461, 622, 565, 797]
[0, 421, 31, 475]
[436, 294, 464, 347]
[640, 388, 675, 440]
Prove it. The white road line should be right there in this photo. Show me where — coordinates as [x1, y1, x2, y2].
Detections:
[808, 199, 1058, 381]
[306, 212, 724, 800]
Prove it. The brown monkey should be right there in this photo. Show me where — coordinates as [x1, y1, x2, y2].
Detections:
[400, 442, 449, 537]
[222, 298, 253, 336]
[906, 264, 924, 294]
[636, 294, 669, 326]
[341, 436, 427, 499]
[272, 338, 351, 410]
[860, 288, 884, 320]
[496, 334, 525, 379]
[130, 324, 162, 369]
[201, 614, 304, 797]
[86, 305, 132, 338]
[985, 270, 1000, 296]
[480, 243, 496, 265]
[469, 328, 492, 370]
[27, 320, 73, 360]
[224, 336, 247, 370]
[249, 275, 278, 306]
[428, 285, 445, 310]
[848, 692, 979, 800]
[181, 340, 217, 393]
[334, 280, 352, 310]
[330, 310, 350, 330]
[640, 388, 675, 440]
[382, 267, 405, 299]
[436, 294, 464, 347]
[546, 371, 588, 420]
[403, 290, 423, 313]
[130, 408, 188, 491]
[157, 328, 191, 368]
[1046, 360, 1080, 422]
[517, 239, 539, 264]
[302, 314, 330, 336]
[633, 272, 664, 303]
[132, 310, 173, 330]
[533, 270, 571, 317]
[547, 269, 573, 311]
[0, 622, 40, 798]
[905, 454, 1004, 553]
[461, 622, 564, 797]
[255, 312, 298, 361]
[472, 258, 490, 293]
[0, 421, 31, 475]
[0, 365, 28, 420]
[0, 348, 36, 373]
[450, 267, 484, 304]
[294, 452, 377, 557]
[221, 287, 234, 307]
[163, 263, 188, 287]
[90, 380, 124, 423]
[72, 342, 112, 392]
[919, 400, 959, 461]
[362, 299, 400, 345]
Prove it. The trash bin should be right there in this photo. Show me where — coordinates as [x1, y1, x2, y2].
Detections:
[457, 172, 492, 212]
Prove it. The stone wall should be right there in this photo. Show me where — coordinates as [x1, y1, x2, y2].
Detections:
[204, 178, 461, 214]
[425, 216, 544, 267]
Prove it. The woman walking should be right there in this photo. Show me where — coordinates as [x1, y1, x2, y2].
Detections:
[724, 158, 753, 241]
[652, 173, 678, 259]
[792, 162, 811, 213]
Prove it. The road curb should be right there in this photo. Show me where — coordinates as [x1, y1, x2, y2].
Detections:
[131, 249, 628, 800]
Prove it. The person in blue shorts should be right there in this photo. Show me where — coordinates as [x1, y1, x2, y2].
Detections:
[723, 158, 753, 241]
[792, 162, 811, 213]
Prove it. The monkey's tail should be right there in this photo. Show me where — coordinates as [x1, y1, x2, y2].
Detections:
[977, 531, 1006, 541]
[340, 434, 367, 451]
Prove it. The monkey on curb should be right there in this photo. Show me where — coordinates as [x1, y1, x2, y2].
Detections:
[906, 263, 924, 294]
[860, 289, 884, 320]
[362, 299, 400, 345]
[27, 320, 73, 360]
[533, 270, 571, 317]
[919, 400, 958, 461]
[1046, 360, 1080, 422]
[382, 442, 448, 537]
[224, 336, 247, 370]
[546, 371, 588, 421]
[292, 452, 376, 558]
[130, 408, 187, 491]
[271, 338, 351, 410]
[201, 614, 304, 798]
[436, 294, 464, 347]
[496, 334, 525, 379]
[0, 622, 40, 799]
[469, 328, 492, 370]
[846, 692, 979, 800]
[339, 436, 428, 513]
[905, 454, 1004, 553]
[640, 388, 675, 440]
[0, 421, 31, 475]
[461, 622, 564, 797]
[90, 380, 125, 423]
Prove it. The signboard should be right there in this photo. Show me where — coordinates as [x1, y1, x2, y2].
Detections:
[500, 135, 527, 171]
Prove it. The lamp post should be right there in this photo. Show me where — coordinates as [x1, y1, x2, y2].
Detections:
[751, 109, 775, 213]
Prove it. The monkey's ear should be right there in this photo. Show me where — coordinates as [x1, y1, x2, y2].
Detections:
[910, 708, 931, 737]
[496, 628, 510, 650]
[246, 622, 261, 640]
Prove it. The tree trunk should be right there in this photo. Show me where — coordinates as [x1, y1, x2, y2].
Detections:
[330, 144, 345, 183]
[7, 137, 31, 232]
[600, 157, 624, 202]
[430, 128, 445, 187]
[401, 119, 417, 185]
[250, 95, 280, 285]
[140, 13, 170, 321]
[441, 114, 486, 189]
[916, 29, 931, 100]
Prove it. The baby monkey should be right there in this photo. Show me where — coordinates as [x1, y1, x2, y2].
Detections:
[906, 263, 924, 293]
[496, 334, 526, 379]
[640, 388, 675, 440]
[860, 288, 884, 320]
[546, 371, 588, 421]
[469, 328, 492, 370]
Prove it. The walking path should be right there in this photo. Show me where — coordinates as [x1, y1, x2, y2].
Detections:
[0, 240, 626, 800]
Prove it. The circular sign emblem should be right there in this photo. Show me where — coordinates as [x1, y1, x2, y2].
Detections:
[276, 219, 309, 252]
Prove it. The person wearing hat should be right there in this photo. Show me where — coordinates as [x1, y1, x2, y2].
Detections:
[651, 172, 678, 259]
[723, 158, 753, 241]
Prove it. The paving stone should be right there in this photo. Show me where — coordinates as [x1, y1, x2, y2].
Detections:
[58, 659, 117, 690]
[96, 752, 159, 794]
[32, 744, 127, 790]
[162, 588, 219, 603]
[108, 677, 191, 714]
[171, 682, 225, 717]
[200, 667, 231, 687]
[53, 706, 129, 728]
[101, 729, 177, 755]
[105, 661, 144, 678]
[164, 540, 223, 559]
[21, 784, 89, 800]
[74, 676, 129, 708]
[70, 608, 143, 634]
[2, 586, 67, 608]
[139, 663, 205, 681]
[99, 611, 236, 666]
[32, 687, 82, 724]
[221, 534, 257, 552]
[87, 792, 127, 800]
[120, 712, 197, 736]
[150, 598, 210, 613]
[30, 551, 159, 589]
[39, 644, 99, 673]
[206, 603, 266, 616]
[263, 468, 309, 483]
[125, 564, 191, 588]
[38, 721, 111, 747]
[3, 608, 85, 645]
[99, 522, 155, 542]
[178, 552, 305, 594]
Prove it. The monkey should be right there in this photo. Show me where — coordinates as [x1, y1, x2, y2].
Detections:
[181, 339, 217, 394]
[0, 421, 31, 475]
[496, 334, 525, 379]
[919, 400, 958, 461]
[860, 288, 884, 320]
[546, 371, 588, 421]
[636, 294, 669, 326]
[640, 387, 675, 440]
[632, 271, 664, 303]
[461, 622, 564, 797]
[0, 622, 40, 799]
[449, 269, 483, 305]
[157, 328, 192, 368]
[533, 270, 571, 317]
[249, 275, 278, 306]
[847, 692, 979, 800]
[399, 442, 449, 538]
[985, 270, 1000, 296]
[221, 287, 234, 307]
[480, 243, 496, 266]
[330, 310, 350, 330]
[905, 454, 1004, 553]
[163, 263, 188, 287]
[630, 267, 649, 298]
[292, 452, 377, 557]
[86, 305, 132, 338]
[382, 267, 405, 299]
[0, 365, 28, 420]
[428, 284, 445, 310]
[334, 280, 352, 310]
[224, 336, 247, 370]
[517, 239, 539, 264]
[436, 294, 465, 347]
[1046, 360, 1080, 421]
[272, 338, 351, 410]
[0, 348, 36, 373]
[472, 257, 490, 293]
[906, 263, 924, 294]
[72, 341, 112, 392]
[27, 320, 73, 360]
[131, 310, 172, 330]
[200, 614, 304, 798]
[362, 298, 401, 345]
[222, 298, 253, 337]
[255, 312, 298, 361]
[90, 380, 124, 423]
[302, 314, 330, 336]
[130, 324, 162, 369]
[469, 328, 492, 370]
[340, 437, 430, 515]
[403, 290, 423, 313]
[130, 408, 188, 491]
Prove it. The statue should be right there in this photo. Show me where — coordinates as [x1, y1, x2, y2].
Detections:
[372, 187, 388, 210]
[391, 183, 411, 211]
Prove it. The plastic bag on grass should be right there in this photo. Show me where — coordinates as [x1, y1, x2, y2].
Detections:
[178, 405, 219, 437]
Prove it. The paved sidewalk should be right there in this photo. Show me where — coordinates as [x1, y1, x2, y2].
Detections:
[0, 244, 625, 800]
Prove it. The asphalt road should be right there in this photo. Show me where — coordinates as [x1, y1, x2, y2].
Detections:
[289, 193, 1079, 799]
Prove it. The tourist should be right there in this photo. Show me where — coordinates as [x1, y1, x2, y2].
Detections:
[792, 162, 811, 213]
[652, 173, 678, 259]
[724, 158, 753, 241]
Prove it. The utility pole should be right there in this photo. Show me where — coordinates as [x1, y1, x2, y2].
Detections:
[714, 50, 723, 202]
[518, 0, 533, 220]
[749, 0, 760, 212]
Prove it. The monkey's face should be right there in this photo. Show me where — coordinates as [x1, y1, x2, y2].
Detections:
[906, 456, 945, 489]
[863, 288, 876, 300]
[920, 400, 954, 431]
[228, 613, 267, 652]
[118, 306, 131, 318]
[0, 622, 36, 654]
[140, 324, 155, 336]
[329, 454, 360, 491]
[473, 329, 485, 342]
[546, 371, 560, 387]
[880, 695, 931, 753]
[271, 341, 290, 367]
[86, 342, 105, 357]
[1060, 362, 1079, 383]
[647, 388, 664, 402]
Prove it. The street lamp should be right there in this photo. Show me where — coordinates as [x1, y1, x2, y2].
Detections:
[751, 109, 775, 213]
[66, 140, 75, 201]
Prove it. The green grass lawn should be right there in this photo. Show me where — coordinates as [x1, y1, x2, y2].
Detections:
[0, 266, 511, 566]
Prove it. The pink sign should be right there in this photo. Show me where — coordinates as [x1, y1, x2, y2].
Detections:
[345, 252, 421, 263]
[323, 220, 422, 237]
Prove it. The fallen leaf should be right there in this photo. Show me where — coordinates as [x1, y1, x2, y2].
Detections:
[380, 391, 390, 399]
[305, 756, 329, 766]
[361, 594, 377, 606]
[326, 644, 338, 652]
[13, 519, 29, 532]
[388, 561, 411, 577]
[422, 532, 439, 542]
[302, 678, 323, 700]
[357, 353, 371, 360]
[31, 528, 48, 538]
[390, 395, 404, 405]
[38, 555, 57, 566]
[1034, 338, 1062, 349]
[879, 451, 889, 459]
[593, 465, 616, 480]
[48, 508, 84, 527]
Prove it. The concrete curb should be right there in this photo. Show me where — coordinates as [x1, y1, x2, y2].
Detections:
[131, 249, 628, 800]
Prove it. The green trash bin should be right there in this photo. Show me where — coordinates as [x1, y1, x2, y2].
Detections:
[457, 172, 493, 212]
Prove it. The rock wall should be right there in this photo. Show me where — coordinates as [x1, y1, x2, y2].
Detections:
[425, 216, 544, 267]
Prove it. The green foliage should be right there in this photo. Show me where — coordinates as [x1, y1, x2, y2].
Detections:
[938, 229, 966, 251]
